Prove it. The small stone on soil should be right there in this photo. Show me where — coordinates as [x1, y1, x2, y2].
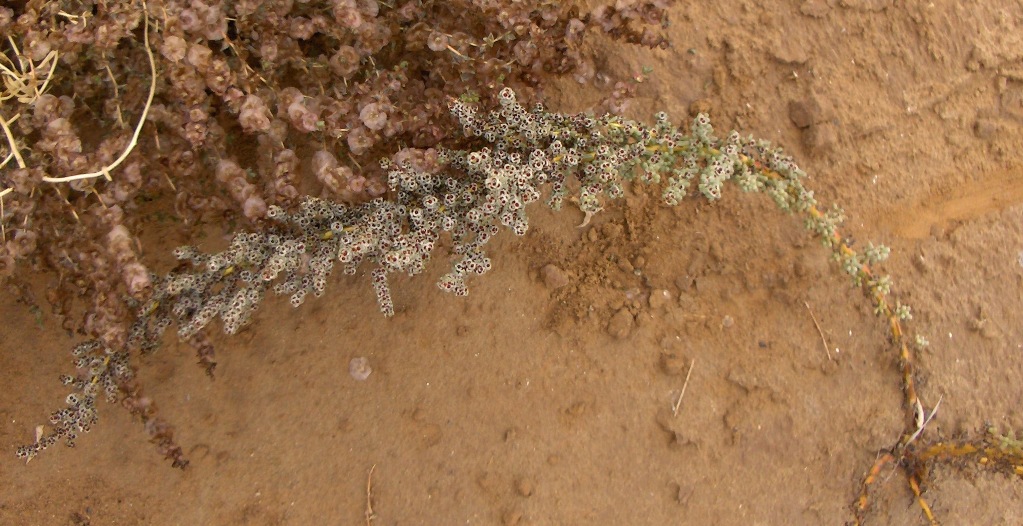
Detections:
[349, 356, 372, 381]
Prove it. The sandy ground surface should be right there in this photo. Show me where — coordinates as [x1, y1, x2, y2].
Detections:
[3, 1, 1023, 524]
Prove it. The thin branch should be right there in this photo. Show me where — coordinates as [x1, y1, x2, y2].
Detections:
[365, 464, 377, 525]
[671, 359, 695, 417]
[904, 395, 943, 450]
[804, 301, 833, 361]
[0, 113, 25, 168]
[0, 189, 7, 242]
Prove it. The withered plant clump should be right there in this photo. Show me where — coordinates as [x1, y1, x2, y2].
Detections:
[0, 0, 670, 466]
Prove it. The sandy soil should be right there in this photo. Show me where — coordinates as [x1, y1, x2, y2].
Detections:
[3, 1, 1023, 524]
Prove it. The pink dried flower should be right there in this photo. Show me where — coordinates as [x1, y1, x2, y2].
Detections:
[161, 35, 188, 62]
[239, 95, 272, 133]
[393, 148, 442, 173]
[98, 203, 126, 225]
[288, 17, 316, 40]
[242, 195, 267, 220]
[362, 24, 392, 54]
[216, 159, 267, 221]
[426, 31, 449, 52]
[573, 57, 596, 84]
[329, 46, 361, 78]
[223, 87, 245, 113]
[6, 229, 38, 258]
[179, 9, 201, 33]
[106, 223, 132, 255]
[366, 178, 386, 197]
[259, 39, 279, 63]
[31, 94, 60, 126]
[321, 98, 354, 134]
[188, 105, 209, 123]
[27, 37, 52, 62]
[234, 0, 259, 16]
[333, 0, 363, 29]
[359, 102, 388, 131]
[106, 222, 153, 296]
[346, 175, 366, 195]
[566, 18, 586, 41]
[276, 87, 304, 114]
[311, 150, 354, 194]
[103, 162, 143, 205]
[346, 126, 374, 155]
[187, 43, 212, 71]
[184, 121, 209, 147]
[215, 158, 244, 183]
[0, 7, 12, 30]
[204, 57, 232, 95]
[311, 150, 338, 179]
[7, 168, 37, 194]
[274, 149, 300, 179]
[288, 100, 320, 133]
[394, 1, 421, 21]
[514, 40, 538, 67]
[201, 6, 227, 40]
[358, 0, 379, 17]
[265, 119, 289, 145]
[44, 117, 74, 138]
[122, 262, 152, 296]
[64, 21, 93, 44]
[274, 180, 299, 202]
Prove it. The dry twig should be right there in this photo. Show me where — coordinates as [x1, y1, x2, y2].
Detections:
[671, 359, 695, 417]
[365, 464, 376, 525]
[0, 34, 59, 171]
[904, 395, 942, 450]
[804, 301, 833, 361]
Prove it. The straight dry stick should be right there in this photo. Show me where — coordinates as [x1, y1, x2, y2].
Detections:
[672, 359, 695, 417]
[804, 301, 833, 361]
[365, 464, 376, 525]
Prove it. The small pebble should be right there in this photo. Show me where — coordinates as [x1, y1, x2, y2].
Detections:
[515, 477, 535, 497]
[649, 289, 672, 310]
[541, 264, 569, 289]
[349, 357, 372, 381]
[659, 352, 689, 376]
[502, 509, 523, 526]
[804, 121, 837, 155]
[606, 308, 635, 339]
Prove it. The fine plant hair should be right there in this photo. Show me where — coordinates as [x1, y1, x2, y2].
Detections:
[17, 88, 923, 467]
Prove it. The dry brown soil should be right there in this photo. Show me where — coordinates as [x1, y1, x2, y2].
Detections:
[3, 1, 1023, 524]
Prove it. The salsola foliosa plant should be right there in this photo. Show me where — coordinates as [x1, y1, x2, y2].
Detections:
[4, 4, 1020, 525]
[17, 86, 1017, 524]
